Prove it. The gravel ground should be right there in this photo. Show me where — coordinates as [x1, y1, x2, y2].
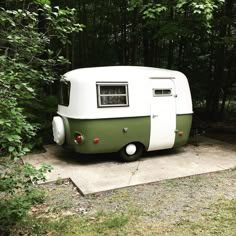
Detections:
[34, 133, 236, 230]
[39, 167, 236, 225]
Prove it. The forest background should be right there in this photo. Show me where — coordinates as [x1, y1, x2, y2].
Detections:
[0, 1, 235, 234]
[0, 0, 235, 157]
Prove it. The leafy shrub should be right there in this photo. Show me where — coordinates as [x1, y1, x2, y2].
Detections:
[0, 3, 83, 157]
[0, 160, 52, 234]
[0, 5, 82, 233]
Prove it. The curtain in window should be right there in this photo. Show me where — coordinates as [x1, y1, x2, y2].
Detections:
[100, 86, 126, 95]
[99, 85, 128, 106]
[101, 96, 127, 105]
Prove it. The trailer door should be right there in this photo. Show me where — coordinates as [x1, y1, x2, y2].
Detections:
[148, 79, 176, 151]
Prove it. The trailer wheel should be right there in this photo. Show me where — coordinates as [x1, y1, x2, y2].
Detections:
[120, 143, 144, 162]
[52, 116, 65, 145]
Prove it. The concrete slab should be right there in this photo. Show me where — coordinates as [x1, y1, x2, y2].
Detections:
[22, 136, 236, 195]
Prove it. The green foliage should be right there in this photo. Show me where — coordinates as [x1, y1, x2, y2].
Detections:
[35, 0, 51, 5]
[0, 4, 81, 234]
[0, 161, 52, 196]
[0, 190, 45, 232]
[0, 160, 52, 234]
[142, 3, 167, 20]
[72, 0, 235, 119]
[56, 176, 63, 185]
[15, 212, 130, 236]
[101, 214, 129, 230]
[0, 4, 83, 157]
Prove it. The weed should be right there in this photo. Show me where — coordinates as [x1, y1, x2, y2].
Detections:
[0, 161, 52, 235]
[165, 197, 236, 236]
[95, 214, 129, 233]
[56, 177, 63, 185]
[163, 179, 179, 188]
[190, 175, 206, 184]
[6, 195, 236, 236]
[231, 165, 236, 171]
[13, 210, 130, 236]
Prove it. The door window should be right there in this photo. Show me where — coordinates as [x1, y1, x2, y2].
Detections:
[153, 89, 172, 96]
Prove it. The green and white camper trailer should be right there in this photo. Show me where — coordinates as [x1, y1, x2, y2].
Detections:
[52, 66, 193, 161]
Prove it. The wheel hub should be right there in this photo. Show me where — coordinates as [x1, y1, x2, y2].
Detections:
[125, 144, 137, 155]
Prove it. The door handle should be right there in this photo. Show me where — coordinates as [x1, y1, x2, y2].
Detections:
[152, 114, 158, 118]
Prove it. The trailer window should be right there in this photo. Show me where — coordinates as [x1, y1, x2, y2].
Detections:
[153, 89, 172, 96]
[59, 81, 70, 106]
[97, 83, 129, 107]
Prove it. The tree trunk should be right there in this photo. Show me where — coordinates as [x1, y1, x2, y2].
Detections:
[143, 26, 149, 66]
[142, 0, 149, 66]
[131, 8, 138, 64]
[167, 4, 174, 69]
[122, 0, 128, 64]
[206, 0, 234, 120]
[178, 38, 184, 70]
[168, 40, 174, 69]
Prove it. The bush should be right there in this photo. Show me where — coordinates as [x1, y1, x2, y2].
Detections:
[0, 2, 82, 235]
[0, 160, 52, 234]
[0, 3, 83, 157]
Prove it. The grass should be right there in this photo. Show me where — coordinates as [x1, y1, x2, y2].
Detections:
[17, 211, 130, 236]
[4, 168, 236, 235]
[11, 197, 236, 236]
[167, 198, 236, 236]
[231, 165, 236, 171]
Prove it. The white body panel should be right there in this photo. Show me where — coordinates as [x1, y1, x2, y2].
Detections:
[148, 79, 176, 151]
[58, 66, 193, 119]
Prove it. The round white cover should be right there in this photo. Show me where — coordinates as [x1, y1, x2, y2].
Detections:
[52, 116, 65, 145]
[125, 144, 137, 155]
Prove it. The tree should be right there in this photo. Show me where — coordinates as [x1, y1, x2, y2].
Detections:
[0, 1, 83, 157]
[206, 0, 236, 120]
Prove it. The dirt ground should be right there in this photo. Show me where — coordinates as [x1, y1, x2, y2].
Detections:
[40, 168, 236, 222]
[34, 133, 236, 233]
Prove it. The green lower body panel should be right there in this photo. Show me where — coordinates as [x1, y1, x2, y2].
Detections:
[62, 116, 150, 154]
[173, 114, 192, 148]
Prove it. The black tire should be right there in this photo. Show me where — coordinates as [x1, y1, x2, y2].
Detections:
[119, 142, 144, 162]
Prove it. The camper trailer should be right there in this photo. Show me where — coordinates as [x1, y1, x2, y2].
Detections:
[52, 66, 193, 161]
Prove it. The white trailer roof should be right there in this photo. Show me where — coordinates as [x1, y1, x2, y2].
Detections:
[64, 66, 181, 83]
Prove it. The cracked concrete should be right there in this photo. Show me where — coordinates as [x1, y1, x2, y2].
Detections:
[22, 136, 236, 195]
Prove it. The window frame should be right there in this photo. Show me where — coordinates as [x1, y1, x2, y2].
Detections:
[153, 88, 172, 97]
[96, 82, 129, 108]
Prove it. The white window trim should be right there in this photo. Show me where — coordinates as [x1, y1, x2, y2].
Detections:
[97, 82, 129, 108]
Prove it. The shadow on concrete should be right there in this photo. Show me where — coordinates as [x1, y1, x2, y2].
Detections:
[45, 144, 185, 166]
[23, 136, 236, 195]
